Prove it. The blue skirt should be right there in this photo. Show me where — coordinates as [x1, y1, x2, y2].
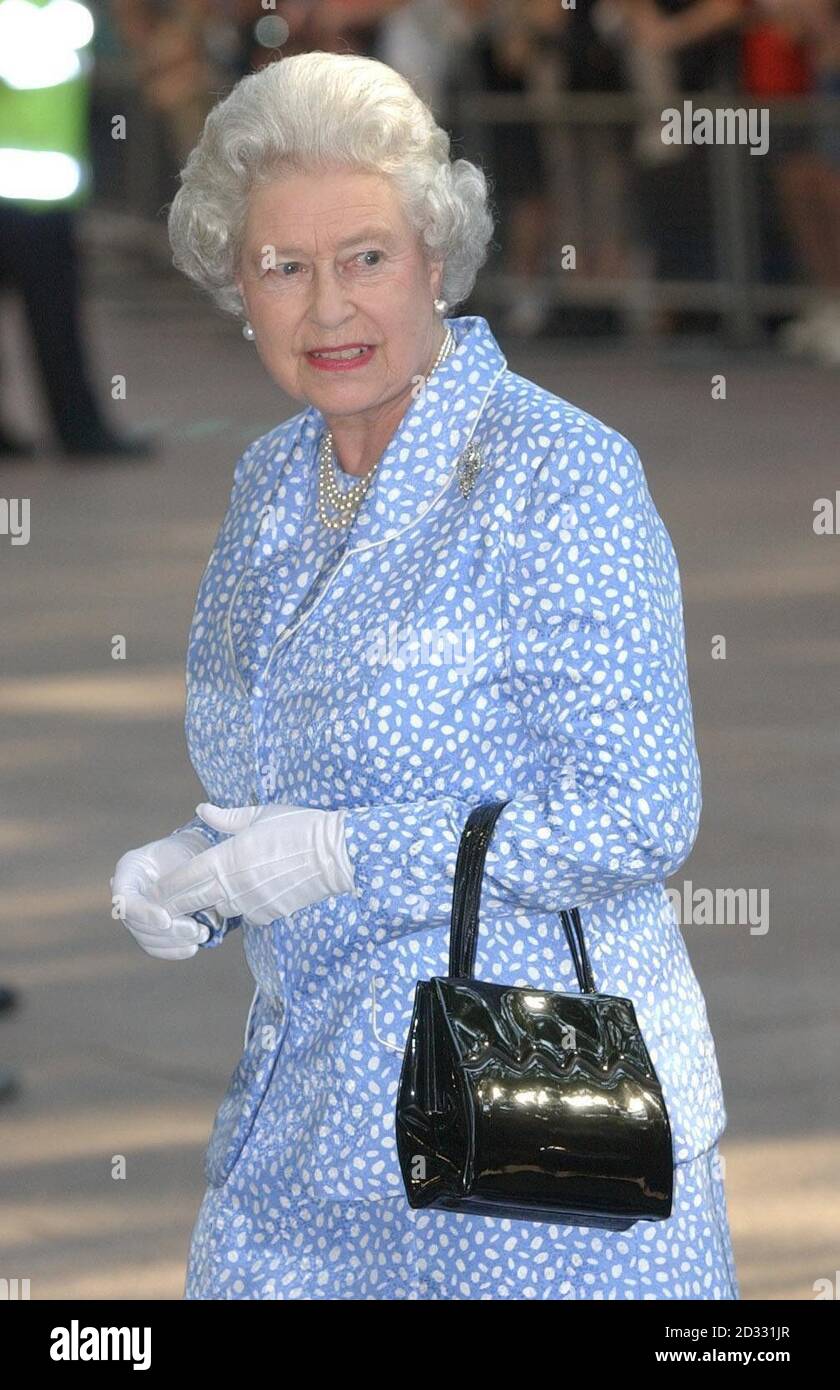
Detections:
[183, 1143, 740, 1300]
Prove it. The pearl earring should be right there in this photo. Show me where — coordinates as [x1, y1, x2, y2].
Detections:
[434, 298, 448, 316]
[242, 321, 255, 341]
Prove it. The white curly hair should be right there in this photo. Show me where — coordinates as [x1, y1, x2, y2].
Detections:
[167, 50, 496, 320]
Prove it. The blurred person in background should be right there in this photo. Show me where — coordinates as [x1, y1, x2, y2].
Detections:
[314, 0, 402, 57]
[236, 0, 397, 69]
[113, 0, 243, 166]
[378, 0, 473, 114]
[463, 0, 558, 336]
[0, 0, 151, 458]
[609, 0, 743, 331]
[235, 0, 328, 67]
[746, 0, 840, 362]
[740, 2, 813, 339]
[549, 0, 632, 284]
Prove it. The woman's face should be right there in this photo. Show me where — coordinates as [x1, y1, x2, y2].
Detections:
[236, 168, 445, 428]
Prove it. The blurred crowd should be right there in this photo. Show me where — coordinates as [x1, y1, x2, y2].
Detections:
[102, 0, 840, 357]
[1, 0, 840, 483]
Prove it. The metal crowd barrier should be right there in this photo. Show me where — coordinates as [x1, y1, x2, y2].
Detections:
[91, 62, 840, 343]
[448, 89, 840, 343]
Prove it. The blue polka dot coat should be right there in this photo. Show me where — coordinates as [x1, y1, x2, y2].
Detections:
[180, 314, 738, 1299]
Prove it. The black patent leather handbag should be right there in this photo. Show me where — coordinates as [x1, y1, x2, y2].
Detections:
[395, 799, 674, 1229]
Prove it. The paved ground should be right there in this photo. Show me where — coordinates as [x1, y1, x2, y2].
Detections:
[0, 256, 837, 1300]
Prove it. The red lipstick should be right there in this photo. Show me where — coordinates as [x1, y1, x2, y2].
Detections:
[305, 343, 376, 371]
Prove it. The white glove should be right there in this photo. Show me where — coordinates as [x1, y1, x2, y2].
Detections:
[150, 802, 356, 928]
[111, 827, 225, 961]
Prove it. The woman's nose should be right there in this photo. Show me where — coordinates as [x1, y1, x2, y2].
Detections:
[309, 268, 354, 329]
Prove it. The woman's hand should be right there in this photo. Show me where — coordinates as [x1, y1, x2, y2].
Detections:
[111, 828, 221, 961]
[150, 803, 356, 928]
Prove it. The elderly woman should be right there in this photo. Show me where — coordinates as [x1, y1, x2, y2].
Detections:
[111, 51, 739, 1300]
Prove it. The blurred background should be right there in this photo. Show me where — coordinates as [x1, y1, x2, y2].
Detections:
[0, 0, 838, 1300]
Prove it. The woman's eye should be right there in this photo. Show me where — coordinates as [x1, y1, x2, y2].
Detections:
[267, 251, 383, 278]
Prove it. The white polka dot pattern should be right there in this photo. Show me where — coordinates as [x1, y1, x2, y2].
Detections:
[180, 314, 734, 1299]
[184, 1145, 739, 1300]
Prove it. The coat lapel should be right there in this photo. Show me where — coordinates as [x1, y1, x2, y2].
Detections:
[228, 315, 508, 691]
[305, 313, 508, 553]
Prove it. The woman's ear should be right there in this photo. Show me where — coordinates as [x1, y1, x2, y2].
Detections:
[428, 257, 444, 301]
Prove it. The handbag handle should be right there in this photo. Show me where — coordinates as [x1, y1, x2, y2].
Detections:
[448, 799, 597, 994]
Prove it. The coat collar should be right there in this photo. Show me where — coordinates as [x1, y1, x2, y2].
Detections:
[232, 316, 507, 691]
[285, 313, 508, 553]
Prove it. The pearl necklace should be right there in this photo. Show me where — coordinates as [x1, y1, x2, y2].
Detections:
[316, 326, 456, 530]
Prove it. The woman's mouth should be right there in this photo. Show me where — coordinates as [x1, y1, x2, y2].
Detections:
[305, 344, 375, 371]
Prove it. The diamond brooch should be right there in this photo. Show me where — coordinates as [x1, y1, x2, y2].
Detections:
[456, 441, 484, 498]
